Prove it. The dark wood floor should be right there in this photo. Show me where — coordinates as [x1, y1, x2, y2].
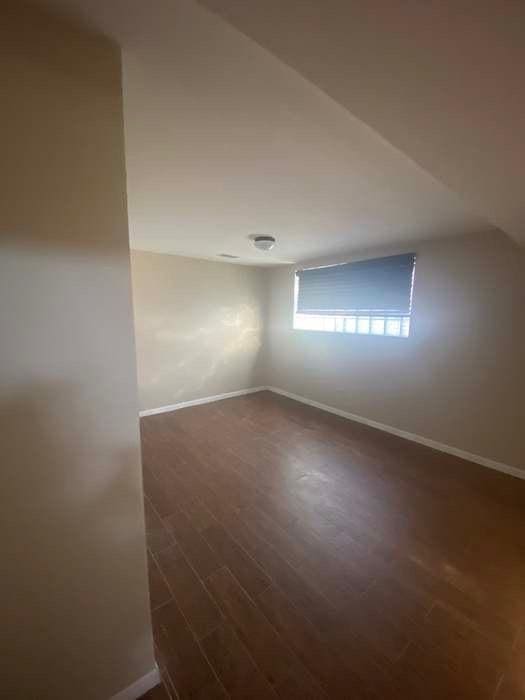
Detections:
[139, 390, 525, 699]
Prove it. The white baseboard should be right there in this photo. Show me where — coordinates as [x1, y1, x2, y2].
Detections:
[139, 386, 266, 417]
[265, 386, 524, 481]
[139, 383, 523, 480]
[109, 666, 160, 700]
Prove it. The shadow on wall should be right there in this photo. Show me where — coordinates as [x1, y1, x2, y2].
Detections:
[2, 4, 155, 696]
[1, 381, 152, 699]
[135, 302, 264, 403]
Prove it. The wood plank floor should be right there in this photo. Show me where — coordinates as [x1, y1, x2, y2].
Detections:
[139, 390, 525, 699]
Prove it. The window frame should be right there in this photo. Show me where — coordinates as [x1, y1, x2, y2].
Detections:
[292, 255, 416, 339]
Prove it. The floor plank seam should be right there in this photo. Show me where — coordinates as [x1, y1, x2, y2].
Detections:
[152, 471, 308, 696]
[202, 564, 329, 696]
[154, 550, 230, 697]
[140, 393, 525, 700]
[146, 476, 229, 696]
[492, 672, 504, 700]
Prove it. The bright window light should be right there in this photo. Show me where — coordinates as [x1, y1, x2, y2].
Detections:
[294, 312, 410, 337]
[293, 253, 415, 338]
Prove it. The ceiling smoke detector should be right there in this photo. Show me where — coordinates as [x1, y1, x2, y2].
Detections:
[253, 235, 276, 251]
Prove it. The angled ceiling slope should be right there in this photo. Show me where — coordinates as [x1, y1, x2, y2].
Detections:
[40, 0, 498, 264]
[200, 0, 525, 246]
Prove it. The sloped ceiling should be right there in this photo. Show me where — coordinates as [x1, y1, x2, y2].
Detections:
[40, 0, 508, 264]
[200, 0, 525, 247]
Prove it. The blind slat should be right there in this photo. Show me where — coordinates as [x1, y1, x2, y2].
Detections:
[296, 253, 415, 316]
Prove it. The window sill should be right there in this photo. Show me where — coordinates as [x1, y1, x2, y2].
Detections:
[293, 314, 410, 338]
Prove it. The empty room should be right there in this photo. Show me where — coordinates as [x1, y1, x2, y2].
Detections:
[2, 1, 525, 699]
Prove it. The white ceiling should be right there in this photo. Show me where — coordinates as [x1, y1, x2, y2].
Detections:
[201, 0, 525, 248]
[42, 0, 501, 265]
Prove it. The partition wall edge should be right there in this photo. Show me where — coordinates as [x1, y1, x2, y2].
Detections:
[1, 3, 155, 699]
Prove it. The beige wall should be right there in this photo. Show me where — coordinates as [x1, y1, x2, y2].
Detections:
[265, 230, 524, 472]
[131, 251, 266, 411]
[0, 4, 155, 699]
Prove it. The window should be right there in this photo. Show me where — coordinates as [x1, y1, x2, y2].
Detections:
[293, 253, 416, 338]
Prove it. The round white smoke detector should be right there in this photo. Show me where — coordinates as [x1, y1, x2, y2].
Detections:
[253, 235, 276, 251]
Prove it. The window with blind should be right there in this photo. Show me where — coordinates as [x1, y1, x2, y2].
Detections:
[294, 253, 416, 337]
